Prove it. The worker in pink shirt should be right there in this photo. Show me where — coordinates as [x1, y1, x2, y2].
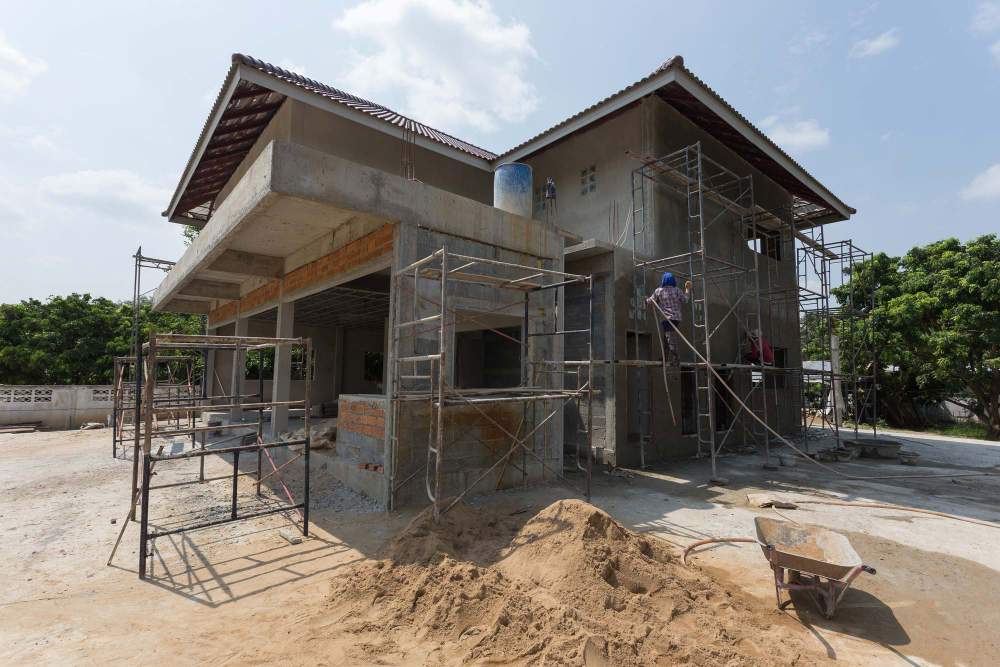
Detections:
[647, 272, 691, 366]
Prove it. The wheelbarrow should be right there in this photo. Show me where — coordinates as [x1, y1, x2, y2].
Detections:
[755, 516, 876, 618]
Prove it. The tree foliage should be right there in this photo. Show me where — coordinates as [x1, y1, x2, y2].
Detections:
[830, 235, 1000, 438]
[0, 294, 201, 385]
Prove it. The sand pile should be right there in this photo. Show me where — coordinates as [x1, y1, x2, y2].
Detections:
[327, 499, 821, 665]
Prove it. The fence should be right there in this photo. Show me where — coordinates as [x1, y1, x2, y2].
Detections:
[0, 385, 113, 429]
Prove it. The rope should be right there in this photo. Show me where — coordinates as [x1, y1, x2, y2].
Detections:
[649, 300, 1000, 481]
[650, 304, 676, 425]
[681, 537, 759, 565]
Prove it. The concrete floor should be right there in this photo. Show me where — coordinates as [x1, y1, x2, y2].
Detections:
[1, 426, 998, 665]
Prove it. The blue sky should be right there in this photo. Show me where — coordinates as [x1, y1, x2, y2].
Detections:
[1, 1, 998, 302]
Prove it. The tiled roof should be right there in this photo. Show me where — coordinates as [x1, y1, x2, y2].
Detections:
[235, 54, 498, 161]
[167, 53, 850, 223]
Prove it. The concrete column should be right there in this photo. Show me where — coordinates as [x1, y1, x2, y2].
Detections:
[204, 326, 217, 400]
[271, 300, 295, 437]
[230, 316, 249, 422]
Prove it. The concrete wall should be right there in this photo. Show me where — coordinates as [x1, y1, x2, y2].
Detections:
[527, 95, 803, 466]
[290, 102, 492, 205]
[0, 386, 113, 430]
[524, 104, 645, 245]
[211, 100, 491, 216]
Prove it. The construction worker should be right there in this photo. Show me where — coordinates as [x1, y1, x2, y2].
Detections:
[744, 328, 774, 365]
[647, 272, 692, 366]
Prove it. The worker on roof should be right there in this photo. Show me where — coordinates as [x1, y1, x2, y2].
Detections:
[647, 272, 691, 366]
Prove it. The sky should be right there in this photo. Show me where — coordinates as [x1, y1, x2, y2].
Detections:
[1, 0, 999, 303]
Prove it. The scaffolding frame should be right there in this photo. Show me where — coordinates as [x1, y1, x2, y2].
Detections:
[388, 248, 595, 521]
[631, 143, 792, 480]
[111, 355, 197, 459]
[797, 233, 879, 446]
[628, 141, 877, 477]
[132, 332, 313, 580]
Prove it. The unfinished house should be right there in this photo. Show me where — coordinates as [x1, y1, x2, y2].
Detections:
[151, 54, 853, 508]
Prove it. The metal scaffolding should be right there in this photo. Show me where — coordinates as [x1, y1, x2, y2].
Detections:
[797, 233, 879, 446]
[127, 332, 313, 580]
[111, 355, 196, 459]
[628, 141, 877, 477]
[388, 248, 595, 520]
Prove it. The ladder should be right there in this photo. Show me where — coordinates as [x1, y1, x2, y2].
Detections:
[682, 144, 722, 482]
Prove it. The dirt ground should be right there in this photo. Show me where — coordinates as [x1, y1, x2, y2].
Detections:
[1, 427, 999, 665]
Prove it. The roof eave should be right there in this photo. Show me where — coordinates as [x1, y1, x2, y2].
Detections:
[670, 68, 853, 222]
[163, 62, 244, 222]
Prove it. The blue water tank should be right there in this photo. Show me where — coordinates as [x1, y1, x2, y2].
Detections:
[493, 162, 533, 218]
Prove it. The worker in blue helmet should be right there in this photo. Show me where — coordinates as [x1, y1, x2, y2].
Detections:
[646, 272, 692, 366]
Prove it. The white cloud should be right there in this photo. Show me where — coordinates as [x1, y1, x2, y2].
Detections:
[991, 39, 1000, 65]
[0, 32, 47, 102]
[789, 30, 828, 56]
[332, 0, 538, 133]
[849, 28, 901, 58]
[971, 2, 1000, 33]
[960, 164, 1000, 200]
[39, 169, 171, 220]
[0, 123, 65, 160]
[760, 115, 831, 153]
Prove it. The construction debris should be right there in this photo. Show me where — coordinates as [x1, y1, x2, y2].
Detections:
[279, 529, 303, 545]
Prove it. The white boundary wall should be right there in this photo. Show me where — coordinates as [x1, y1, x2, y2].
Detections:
[0, 385, 113, 430]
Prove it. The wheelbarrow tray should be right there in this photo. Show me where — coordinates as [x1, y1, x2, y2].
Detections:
[754, 516, 863, 581]
[754, 517, 875, 618]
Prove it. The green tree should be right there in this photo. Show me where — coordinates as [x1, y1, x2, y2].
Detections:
[182, 225, 200, 245]
[832, 236, 1000, 438]
[0, 294, 201, 385]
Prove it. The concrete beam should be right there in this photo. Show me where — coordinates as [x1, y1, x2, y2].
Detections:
[161, 298, 212, 315]
[179, 279, 242, 300]
[153, 140, 561, 312]
[207, 249, 284, 278]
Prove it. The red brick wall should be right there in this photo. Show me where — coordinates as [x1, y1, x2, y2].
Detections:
[208, 224, 393, 326]
[338, 398, 386, 439]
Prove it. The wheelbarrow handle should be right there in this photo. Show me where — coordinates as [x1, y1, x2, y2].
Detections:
[862, 564, 877, 575]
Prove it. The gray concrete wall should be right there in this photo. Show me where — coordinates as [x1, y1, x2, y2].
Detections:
[211, 100, 491, 217]
[523, 105, 645, 244]
[290, 101, 492, 205]
[564, 248, 615, 461]
[525, 95, 803, 465]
